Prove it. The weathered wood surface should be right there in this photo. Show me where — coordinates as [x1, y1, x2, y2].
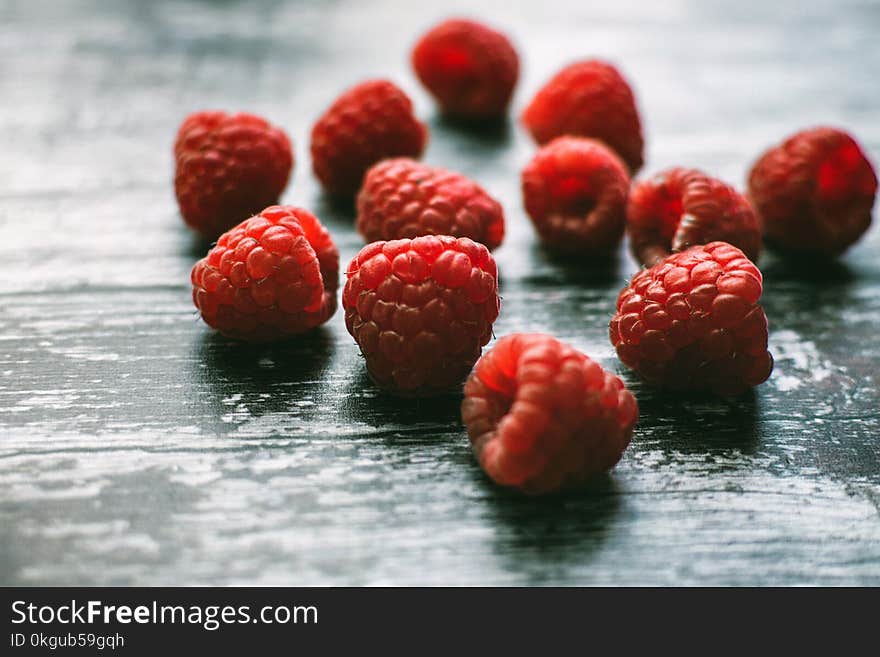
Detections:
[1, 0, 878, 585]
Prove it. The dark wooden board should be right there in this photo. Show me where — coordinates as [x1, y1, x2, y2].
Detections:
[1, 0, 878, 585]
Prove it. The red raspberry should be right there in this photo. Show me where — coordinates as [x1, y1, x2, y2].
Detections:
[627, 167, 762, 267]
[461, 333, 637, 495]
[521, 60, 644, 173]
[521, 136, 630, 254]
[191, 205, 338, 341]
[310, 80, 428, 196]
[412, 18, 519, 119]
[342, 236, 499, 395]
[609, 242, 773, 396]
[357, 158, 505, 250]
[748, 126, 877, 255]
[174, 111, 293, 239]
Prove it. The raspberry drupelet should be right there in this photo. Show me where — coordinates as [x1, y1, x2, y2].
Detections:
[191, 206, 338, 341]
[174, 111, 293, 239]
[343, 236, 499, 395]
[521, 59, 644, 173]
[310, 79, 428, 196]
[627, 167, 762, 267]
[461, 333, 637, 495]
[412, 18, 519, 119]
[357, 158, 505, 250]
[609, 242, 773, 396]
[521, 136, 630, 255]
[748, 126, 877, 256]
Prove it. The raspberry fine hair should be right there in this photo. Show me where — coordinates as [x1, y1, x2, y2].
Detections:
[521, 59, 644, 173]
[357, 158, 505, 250]
[343, 236, 499, 395]
[412, 18, 519, 118]
[521, 136, 630, 255]
[627, 167, 762, 267]
[174, 111, 293, 239]
[610, 242, 773, 396]
[748, 126, 877, 256]
[461, 333, 637, 495]
[191, 205, 339, 341]
[310, 79, 428, 196]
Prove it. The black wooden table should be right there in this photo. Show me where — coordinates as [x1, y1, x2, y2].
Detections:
[1, 0, 878, 586]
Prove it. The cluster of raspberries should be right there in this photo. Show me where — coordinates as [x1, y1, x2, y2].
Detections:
[178, 18, 877, 495]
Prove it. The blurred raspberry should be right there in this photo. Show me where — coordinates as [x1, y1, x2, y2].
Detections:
[521, 136, 630, 254]
[174, 111, 293, 239]
[627, 167, 762, 267]
[748, 126, 877, 255]
[357, 158, 504, 249]
[343, 236, 499, 395]
[462, 333, 637, 495]
[609, 242, 773, 396]
[191, 205, 338, 341]
[412, 18, 519, 118]
[310, 80, 428, 196]
[521, 59, 644, 172]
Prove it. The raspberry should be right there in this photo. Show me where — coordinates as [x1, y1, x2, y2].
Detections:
[521, 60, 644, 173]
[310, 80, 428, 196]
[342, 236, 499, 395]
[627, 167, 762, 267]
[461, 333, 637, 495]
[412, 18, 519, 118]
[748, 126, 877, 255]
[191, 205, 338, 341]
[609, 242, 773, 396]
[174, 111, 293, 239]
[521, 136, 630, 254]
[357, 158, 505, 250]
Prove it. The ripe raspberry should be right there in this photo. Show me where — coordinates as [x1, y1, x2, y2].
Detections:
[174, 111, 293, 239]
[748, 126, 877, 255]
[521, 136, 629, 254]
[627, 167, 762, 267]
[521, 59, 644, 173]
[357, 158, 505, 249]
[343, 236, 499, 395]
[310, 80, 428, 196]
[609, 242, 773, 396]
[461, 333, 637, 495]
[412, 18, 519, 118]
[191, 205, 338, 341]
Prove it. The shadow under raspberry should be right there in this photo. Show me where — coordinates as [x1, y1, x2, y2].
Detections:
[481, 474, 623, 568]
[338, 367, 464, 431]
[432, 113, 513, 146]
[760, 251, 859, 334]
[632, 386, 761, 457]
[192, 327, 336, 432]
[760, 250, 857, 285]
[523, 242, 629, 288]
[313, 192, 357, 227]
[183, 229, 217, 262]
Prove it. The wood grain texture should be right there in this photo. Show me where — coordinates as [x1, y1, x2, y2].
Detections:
[1, 0, 878, 586]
